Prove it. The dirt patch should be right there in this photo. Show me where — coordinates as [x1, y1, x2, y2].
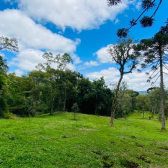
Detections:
[135, 143, 143, 147]
[120, 159, 139, 168]
[160, 146, 168, 151]
[154, 153, 162, 156]
[111, 141, 115, 144]
[137, 155, 151, 163]
[92, 151, 102, 155]
[103, 155, 110, 160]
[130, 136, 136, 139]
[8, 135, 15, 141]
[102, 161, 114, 168]
[79, 128, 97, 131]
[62, 135, 67, 138]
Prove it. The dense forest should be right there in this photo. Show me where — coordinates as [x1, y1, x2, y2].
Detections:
[1, 49, 168, 121]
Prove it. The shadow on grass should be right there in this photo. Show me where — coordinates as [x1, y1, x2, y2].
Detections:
[35, 112, 68, 118]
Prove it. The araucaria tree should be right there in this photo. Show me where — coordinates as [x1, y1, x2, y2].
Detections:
[107, 0, 163, 38]
[108, 37, 140, 126]
[138, 23, 168, 130]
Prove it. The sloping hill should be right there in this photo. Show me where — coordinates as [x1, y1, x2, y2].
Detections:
[0, 112, 168, 168]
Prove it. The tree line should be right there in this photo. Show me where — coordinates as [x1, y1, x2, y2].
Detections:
[1, 50, 168, 122]
[0, 18, 168, 131]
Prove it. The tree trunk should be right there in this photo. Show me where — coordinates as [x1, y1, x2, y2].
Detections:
[110, 75, 123, 126]
[63, 89, 67, 111]
[159, 53, 166, 130]
[51, 96, 55, 115]
[29, 111, 30, 122]
[124, 110, 126, 119]
[152, 108, 154, 118]
[74, 112, 76, 120]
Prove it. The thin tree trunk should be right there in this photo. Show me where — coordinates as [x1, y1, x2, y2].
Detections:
[124, 110, 126, 119]
[152, 108, 154, 118]
[154, 108, 155, 118]
[51, 96, 55, 115]
[74, 111, 76, 120]
[63, 90, 67, 111]
[29, 111, 30, 122]
[110, 75, 123, 126]
[159, 52, 166, 130]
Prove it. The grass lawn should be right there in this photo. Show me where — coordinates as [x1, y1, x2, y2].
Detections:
[0, 112, 168, 168]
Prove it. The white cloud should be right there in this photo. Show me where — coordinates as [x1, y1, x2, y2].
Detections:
[136, 2, 141, 11]
[95, 45, 113, 63]
[66, 63, 76, 71]
[0, 9, 81, 72]
[15, 0, 131, 31]
[9, 49, 45, 71]
[86, 67, 165, 91]
[15, 69, 23, 76]
[9, 49, 78, 72]
[78, 60, 100, 70]
[0, 9, 79, 53]
[84, 60, 99, 67]
[71, 54, 82, 64]
[114, 18, 120, 24]
[86, 67, 119, 82]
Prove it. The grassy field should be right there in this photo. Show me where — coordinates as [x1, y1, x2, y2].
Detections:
[0, 112, 168, 168]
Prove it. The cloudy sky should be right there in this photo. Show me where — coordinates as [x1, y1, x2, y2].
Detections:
[0, 0, 168, 91]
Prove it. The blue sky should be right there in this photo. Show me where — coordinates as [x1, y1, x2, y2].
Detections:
[0, 0, 167, 91]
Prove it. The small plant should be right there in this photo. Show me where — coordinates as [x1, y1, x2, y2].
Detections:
[71, 102, 79, 120]
[2, 112, 17, 119]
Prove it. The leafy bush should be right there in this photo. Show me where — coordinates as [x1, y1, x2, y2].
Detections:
[2, 112, 17, 119]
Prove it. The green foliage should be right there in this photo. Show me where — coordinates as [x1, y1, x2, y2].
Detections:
[0, 55, 8, 75]
[71, 102, 79, 120]
[2, 112, 17, 119]
[136, 95, 151, 119]
[0, 36, 18, 52]
[0, 97, 8, 117]
[0, 36, 18, 118]
[0, 75, 8, 117]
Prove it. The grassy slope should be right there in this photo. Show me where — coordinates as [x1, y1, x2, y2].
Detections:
[0, 112, 168, 168]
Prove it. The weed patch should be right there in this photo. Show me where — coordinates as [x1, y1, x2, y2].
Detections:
[120, 158, 139, 168]
[137, 155, 151, 163]
[102, 161, 114, 168]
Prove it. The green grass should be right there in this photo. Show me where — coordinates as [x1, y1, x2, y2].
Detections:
[0, 112, 168, 168]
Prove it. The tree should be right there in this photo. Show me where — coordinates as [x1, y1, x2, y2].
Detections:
[84, 77, 107, 115]
[0, 55, 8, 75]
[137, 23, 168, 130]
[136, 94, 151, 119]
[107, 0, 163, 38]
[71, 102, 79, 120]
[0, 37, 18, 52]
[116, 82, 132, 119]
[28, 70, 46, 115]
[108, 37, 140, 126]
[125, 89, 139, 110]
[36, 52, 73, 114]
[0, 37, 18, 117]
[148, 87, 160, 118]
[0, 75, 8, 116]
[36, 52, 72, 71]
